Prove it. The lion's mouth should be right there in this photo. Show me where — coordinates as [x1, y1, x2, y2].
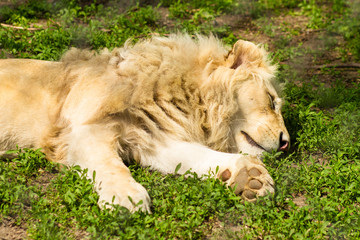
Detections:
[241, 131, 266, 152]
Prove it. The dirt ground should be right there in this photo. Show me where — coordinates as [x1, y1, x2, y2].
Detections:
[0, 218, 28, 240]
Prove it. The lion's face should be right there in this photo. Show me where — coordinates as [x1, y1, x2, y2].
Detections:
[219, 39, 290, 156]
[232, 80, 290, 156]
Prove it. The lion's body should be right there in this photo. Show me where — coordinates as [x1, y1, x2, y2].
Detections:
[0, 34, 289, 212]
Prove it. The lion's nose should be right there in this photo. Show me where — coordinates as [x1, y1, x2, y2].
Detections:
[279, 132, 289, 152]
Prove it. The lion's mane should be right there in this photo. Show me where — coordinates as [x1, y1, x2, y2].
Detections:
[44, 34, 276, 163]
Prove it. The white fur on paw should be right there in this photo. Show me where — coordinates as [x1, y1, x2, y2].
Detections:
[97, 179, 151, 213]
[218, 157, 274, 201]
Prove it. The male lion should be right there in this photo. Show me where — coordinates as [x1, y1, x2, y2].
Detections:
[0, 34, 289, 213]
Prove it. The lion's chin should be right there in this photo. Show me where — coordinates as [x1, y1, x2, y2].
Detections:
[234, 131, 273, 157]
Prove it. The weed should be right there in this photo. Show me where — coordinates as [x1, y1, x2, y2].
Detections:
[0, 23, 71, 60]
[0, 0, 52, 23]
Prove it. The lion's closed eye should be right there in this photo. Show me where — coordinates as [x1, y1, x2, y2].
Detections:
[268, 94, 275, 110]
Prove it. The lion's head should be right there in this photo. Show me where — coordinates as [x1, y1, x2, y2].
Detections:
[202, 38, 290, 156]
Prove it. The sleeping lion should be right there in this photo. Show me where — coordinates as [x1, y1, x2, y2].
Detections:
[0, 34, 289, 213]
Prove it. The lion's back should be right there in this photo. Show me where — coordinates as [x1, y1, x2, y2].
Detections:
[0, 59, 66, 150]
[0, 35, 232, 153]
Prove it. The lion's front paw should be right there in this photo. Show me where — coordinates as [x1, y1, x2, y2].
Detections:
[97, 179, 151, 213]
[218, 157, 274, 201]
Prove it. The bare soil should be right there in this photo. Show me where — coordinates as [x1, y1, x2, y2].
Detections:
[0, 218, 27, 240]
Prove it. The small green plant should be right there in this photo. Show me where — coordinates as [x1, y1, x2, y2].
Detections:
[161, 0, 233, 14]
[168, 1, 192, 19]
[331, 16, 360, 61]
[0, 22, 71, 60]
[0, 0, 52, 23]
[299, 0, 326, 29]
[90, 5, 161, 49]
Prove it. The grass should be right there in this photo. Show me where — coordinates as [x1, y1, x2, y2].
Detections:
[0, 0, 359, 239]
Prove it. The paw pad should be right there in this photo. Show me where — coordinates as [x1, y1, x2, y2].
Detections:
[243, 190, 256, 200]
[248, 179, 262, 189]
[248, 168, 261, 177]
[221, 169, 231, 181]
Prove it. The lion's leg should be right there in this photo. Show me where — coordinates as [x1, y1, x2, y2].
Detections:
[66, 124, 150, 213]
[140, 139, 274, 201]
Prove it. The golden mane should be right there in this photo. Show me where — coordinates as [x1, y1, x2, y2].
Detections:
[56, 34, 277, 158]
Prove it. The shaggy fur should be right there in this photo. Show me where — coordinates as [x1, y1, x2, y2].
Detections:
[0, 34, 290, 212]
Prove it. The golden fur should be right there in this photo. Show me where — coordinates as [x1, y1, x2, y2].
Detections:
[0, 34, 289, 212]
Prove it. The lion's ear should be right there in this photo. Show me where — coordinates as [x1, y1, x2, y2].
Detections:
[226, 40, 264, 69]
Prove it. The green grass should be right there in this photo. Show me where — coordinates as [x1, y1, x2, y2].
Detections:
[1, 0, 359, 239]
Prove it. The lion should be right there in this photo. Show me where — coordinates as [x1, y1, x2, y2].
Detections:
[0, 34, 289, 213]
